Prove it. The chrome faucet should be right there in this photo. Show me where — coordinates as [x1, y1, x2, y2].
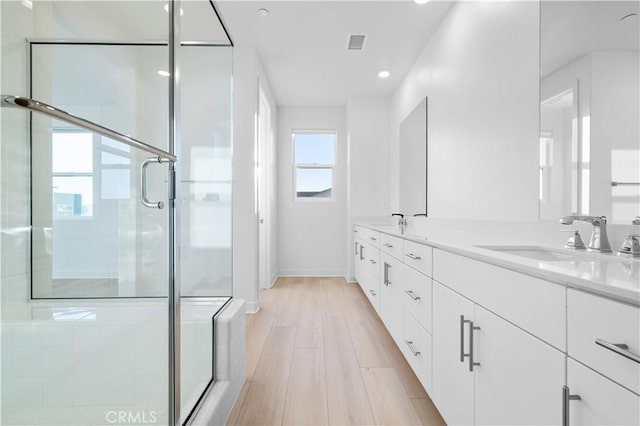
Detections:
[618, 217, 640, 257]
[559, 215, 612, 254]
[391, 213, 407, 234]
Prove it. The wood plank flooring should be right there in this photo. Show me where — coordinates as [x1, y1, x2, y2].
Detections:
[227, 277, 446, 426]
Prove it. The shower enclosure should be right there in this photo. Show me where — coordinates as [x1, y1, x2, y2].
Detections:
[0, 1, 233, 424]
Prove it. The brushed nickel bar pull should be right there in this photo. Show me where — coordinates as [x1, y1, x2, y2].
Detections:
[595, 338, 640, 364]
[370, 237, 377, 241]
[383, 262, 389, 286]
[405, 253, 421, 260]
[369, 259, 377, 265]
[562, 385, 581, 426]
[383, 243, 393, 248]
[360, 245, 365, 261]
[2, 95, 176, 162]
[355, 242, 359, 255]
[468, 321, 481, 372]
[460, 315, 469, 363]
[611, 181, 640, 187]
[405, 340, 420, 357]
[369, 289, 376, 297]
[405, 290, 420, 301]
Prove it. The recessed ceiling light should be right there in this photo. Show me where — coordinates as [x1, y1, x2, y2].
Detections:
[414, 0, 430, 4]
[378, 70, 390, 79]
[164, 4, 184, 16]
[257, 8, 270, 17]
[157, 70, 171, 77]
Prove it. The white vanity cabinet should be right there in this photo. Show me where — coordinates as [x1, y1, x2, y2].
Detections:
[566, 359, 640, 425]
[380, 252, 404, 342]
[351, 224, 637, 425]
[432, 281, 564, 425]
[354, 226, 381, 312]
[565, 289, 640, 425]
[432, 282, 475, 425]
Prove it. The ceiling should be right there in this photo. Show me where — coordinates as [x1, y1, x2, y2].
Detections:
[541, 1, 639, 78]
[217, 1, 453, 106]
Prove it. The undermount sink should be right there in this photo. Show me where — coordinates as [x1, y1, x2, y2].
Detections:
[476, 245, 596, 262]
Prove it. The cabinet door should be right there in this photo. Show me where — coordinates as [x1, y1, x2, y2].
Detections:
[474, 306, 564, 425]
[567, 358, 639, 425]
[380, 254, 404, 342]
[432, 282, 475, 426]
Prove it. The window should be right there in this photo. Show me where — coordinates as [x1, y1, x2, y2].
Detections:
[293, 131, 336, 199]
[52, 130, 94, 217]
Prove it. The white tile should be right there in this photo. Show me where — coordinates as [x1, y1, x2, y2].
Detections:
[104, 345, 136, 377]
[133, 345, 166, 376]
[42, 346, 73, 378]
[40, 323, 74, 347]
[103, 376, 136, 407]
[214, 343, 229, 381]
[2, 346, 43, 377]
[1, 377, 43, 408]
[1, 323, 42, 348]
[72, 376, 105, 407]
[132, 376, 167, 407]
[41, 377, 74, 406]
[73, 345, 106, 377]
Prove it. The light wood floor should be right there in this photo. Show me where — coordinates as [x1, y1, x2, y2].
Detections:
[227, 277, 446, 426]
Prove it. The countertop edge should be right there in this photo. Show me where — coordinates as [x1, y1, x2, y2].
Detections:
[354, 223, 640, 307]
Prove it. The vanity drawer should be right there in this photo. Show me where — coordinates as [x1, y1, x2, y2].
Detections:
[568, 289, 640, 394]
[403, 240, 433, 277]
[433, 249, 566, 350]
[356, 226, 380, 248]
[402, 308, 433, 394]
[365, 246, 380, 280]
[380, 233, 404, 260]
[401, 265, 432, 333]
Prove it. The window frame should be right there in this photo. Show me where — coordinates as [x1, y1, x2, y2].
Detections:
[291, 129, 336, 202]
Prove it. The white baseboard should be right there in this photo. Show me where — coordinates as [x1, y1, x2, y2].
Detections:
[244, 300, 260, 314]
[269, 273, 278, 288]
[278, 269, 346, 277]
[345, 275, 357, 283]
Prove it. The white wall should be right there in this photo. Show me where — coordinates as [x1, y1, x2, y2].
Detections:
[232, 47, 278, 312]
[390, 1, 540, 221]
[277, 107, 347, 276]
[346, 97, 391, 280]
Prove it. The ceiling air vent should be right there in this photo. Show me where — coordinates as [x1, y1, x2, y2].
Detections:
[347, 34, 366, 50]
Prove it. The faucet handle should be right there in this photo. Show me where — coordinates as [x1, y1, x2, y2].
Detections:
[562, 229, 586, 250]
[618, 234, 640, 257]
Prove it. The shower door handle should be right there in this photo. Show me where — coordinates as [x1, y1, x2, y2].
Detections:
[141, 157, 172, 209]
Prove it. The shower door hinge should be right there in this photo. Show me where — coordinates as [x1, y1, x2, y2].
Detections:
[169, 168, 176, 203]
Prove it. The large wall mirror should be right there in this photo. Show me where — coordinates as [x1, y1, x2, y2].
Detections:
[539, 1, 639, 223]
[399, 97, 428, 216]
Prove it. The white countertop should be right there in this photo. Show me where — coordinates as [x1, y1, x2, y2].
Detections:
[355, 220, 640, 306]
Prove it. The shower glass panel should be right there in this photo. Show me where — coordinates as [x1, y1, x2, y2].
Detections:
[1, 1, 233, 424]
[2, 1, 172, 424]
[179, 45, 233, 423]
[30, 43, 170, 298]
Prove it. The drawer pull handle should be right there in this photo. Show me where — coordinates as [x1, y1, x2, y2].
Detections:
[369, 289, 377, 297]
[405, 253, 421, 260]
[383, 243, 393, 248]
[405, 290, 421, 301]
[370, 237, 377, 241]
[405, 340, 420, 357]
[369, 259, 377, 264]
[562, 386, 581, 426]
[595, 338, 640, 364]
